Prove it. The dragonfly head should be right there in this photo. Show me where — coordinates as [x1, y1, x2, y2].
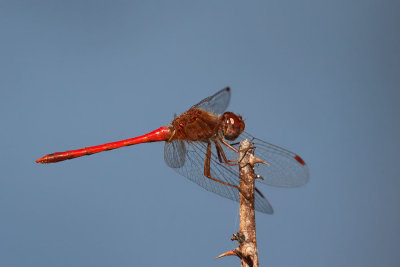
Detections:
[220, 112, 245, 141]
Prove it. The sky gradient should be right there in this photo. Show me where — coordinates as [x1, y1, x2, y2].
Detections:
[1, 1, 399, 266]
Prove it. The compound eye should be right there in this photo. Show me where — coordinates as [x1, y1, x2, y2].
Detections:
[227, 117, 235, 125]
[221, 112, 245, 141]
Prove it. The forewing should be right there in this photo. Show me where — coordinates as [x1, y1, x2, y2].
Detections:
[164, 140, 273, 214]
[231, 132, 310, 187]
[192, 87, 231, 114]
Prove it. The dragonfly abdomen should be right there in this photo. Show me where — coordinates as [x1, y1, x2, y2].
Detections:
[36, 127, 171, 164]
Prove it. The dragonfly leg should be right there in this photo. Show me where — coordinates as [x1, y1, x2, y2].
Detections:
[218, 134, 269, 167]
[204, 142, 239, 190]
[216, 145, 223, 163]
[214, 140, 240, 166]
[218, 133, 239, 153]
[217, 134, 255, 165]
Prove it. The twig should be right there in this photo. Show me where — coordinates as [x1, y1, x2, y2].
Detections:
[217, 139, 259, 267]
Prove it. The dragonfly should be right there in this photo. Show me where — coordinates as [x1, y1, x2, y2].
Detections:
[36, 87, 309, 214]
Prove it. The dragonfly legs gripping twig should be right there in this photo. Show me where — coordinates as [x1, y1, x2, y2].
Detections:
[204, 142, 240, 190]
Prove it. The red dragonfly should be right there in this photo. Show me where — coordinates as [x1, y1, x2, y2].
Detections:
[36, 87, 309, 214]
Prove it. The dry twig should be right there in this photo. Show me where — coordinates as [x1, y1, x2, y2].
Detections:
[217, 139, 260, 267]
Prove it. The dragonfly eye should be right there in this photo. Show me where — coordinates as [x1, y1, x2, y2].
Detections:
[221, 112, 245, 141]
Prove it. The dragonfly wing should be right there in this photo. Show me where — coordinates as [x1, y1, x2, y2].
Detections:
[164, 140, 273, 214]
[192, 87, 231, 114]
[232, 132, 310, 187]
[164, 139, 186, 168]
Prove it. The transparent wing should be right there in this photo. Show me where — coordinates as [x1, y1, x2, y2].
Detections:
[164, 139, 186, 168]
[192, 87, 231, 114]
[164, 139, 273, 214]
[228, 132, 310, 187]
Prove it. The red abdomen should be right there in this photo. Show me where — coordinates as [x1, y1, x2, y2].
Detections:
[36, 127, 171, 164]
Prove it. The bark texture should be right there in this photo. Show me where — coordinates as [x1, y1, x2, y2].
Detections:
[217, 139, 259, 267]
[237, 139, 259, 267]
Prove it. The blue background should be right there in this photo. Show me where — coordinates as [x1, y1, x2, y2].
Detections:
[1, 1, 399, 266]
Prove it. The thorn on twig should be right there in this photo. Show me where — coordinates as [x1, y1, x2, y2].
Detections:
[249, 154, 269, 167]
[237, 147, 269, 170]
[216, 249, 252, 266]
[216, 250, 237, 259]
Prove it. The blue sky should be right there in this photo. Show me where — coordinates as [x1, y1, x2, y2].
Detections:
[1, 1, 399, 266]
